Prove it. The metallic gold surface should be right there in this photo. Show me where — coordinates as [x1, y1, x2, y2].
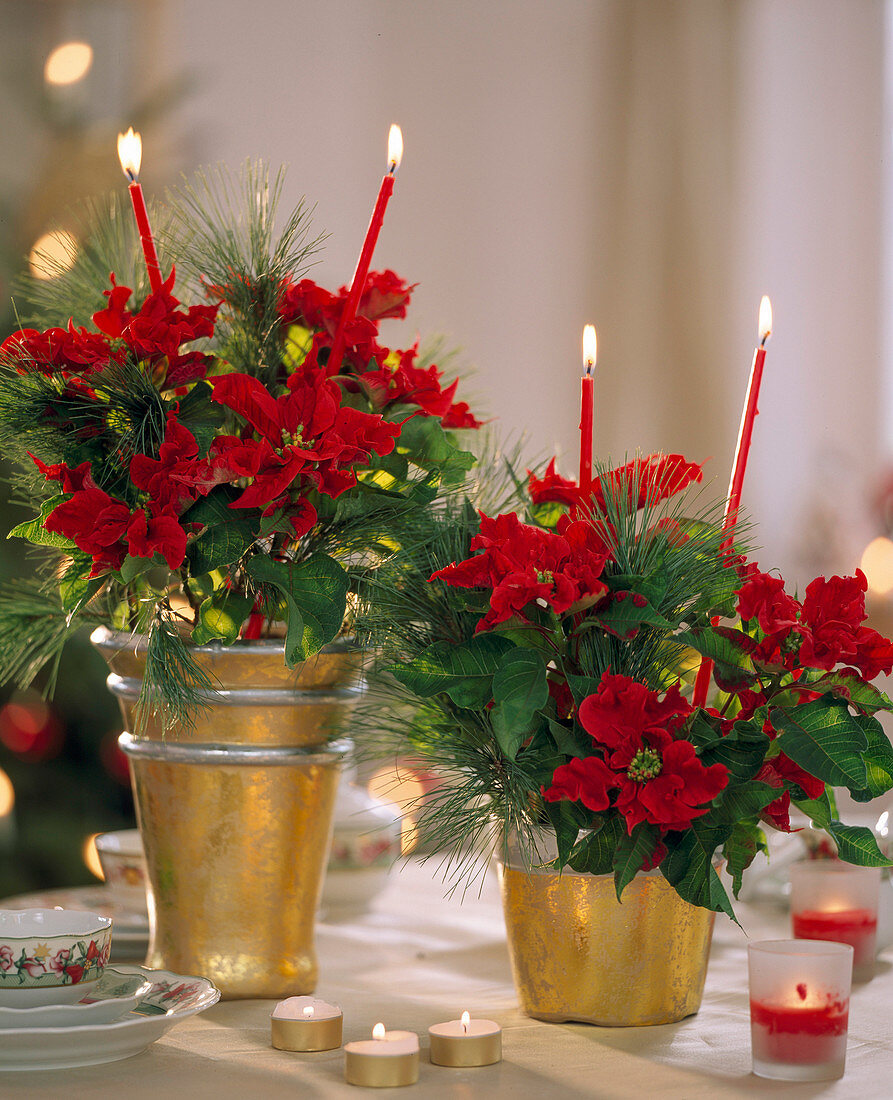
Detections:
[271, 1013, 343, 1051]
[499, 864, 715, 1026]
[92, 627, 363, 746]
[428, 1031, 502, 1067]
[344, 1050, 419, 1087]
[96, 631, 355, 1000]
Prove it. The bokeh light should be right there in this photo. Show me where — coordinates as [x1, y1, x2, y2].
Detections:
[0, 768, 14, 816]
[367, 763, 428, 855]
[44, 41, 93, 86]
[28, 230, 78, 280]
[860, 536, 893, 595]
[0, 694, 63, 761]
[82, 833, 105, 881]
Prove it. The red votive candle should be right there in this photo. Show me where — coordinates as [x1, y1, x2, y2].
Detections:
[790, 862, 881, 981]
[792, 909, 878, 968]
[748, 940, 853, 1082]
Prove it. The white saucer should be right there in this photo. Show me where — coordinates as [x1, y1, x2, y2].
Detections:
[0, 965, 220, 1070]
[0, 967, 151, 1028]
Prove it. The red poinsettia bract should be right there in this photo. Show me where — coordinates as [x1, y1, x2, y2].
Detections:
[541, 673, 730, 835]
[210, 364, 400, 532]
[528, 454, 703, 515]
[430, 511, 611, 633]
[736, 567, 893, 679]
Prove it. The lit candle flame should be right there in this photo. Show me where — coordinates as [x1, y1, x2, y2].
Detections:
[758, 296, 772, 345]
[387, 124, 403, 174]
[582, 324, 597, 377]
[460, 1011, 470, 1034]
[372, 1022, 387, 1041]
[117, 127, 142, 182]
[303, 1005, 314, 1019]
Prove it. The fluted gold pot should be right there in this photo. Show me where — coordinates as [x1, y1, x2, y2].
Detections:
[499, 838, 715, 1026]
[92, 627, 359, 999]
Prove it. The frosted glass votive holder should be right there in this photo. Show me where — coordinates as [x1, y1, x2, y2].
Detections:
[790, 861, 880, 980]
[748, 939, 853, 1082]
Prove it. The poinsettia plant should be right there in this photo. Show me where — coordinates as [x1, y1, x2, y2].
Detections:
[357, 452, 893, 916]
[0, 166, 481, 730]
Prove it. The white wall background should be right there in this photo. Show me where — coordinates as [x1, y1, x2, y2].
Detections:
[5, 0, 889, 589]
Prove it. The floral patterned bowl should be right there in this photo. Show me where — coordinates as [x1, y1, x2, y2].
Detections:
[0, 909, 112, 1003]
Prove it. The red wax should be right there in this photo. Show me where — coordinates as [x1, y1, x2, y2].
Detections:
[692, 342, 767, 708]
[578, 373, 594, 513]
[327, 172, 396, 375]
[793, 908, 878, 966]
[127, 182, 164, 293]
[750, 996, 848, 1066]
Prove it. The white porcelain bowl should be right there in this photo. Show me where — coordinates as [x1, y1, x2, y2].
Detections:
[0, 909, 112, 1001]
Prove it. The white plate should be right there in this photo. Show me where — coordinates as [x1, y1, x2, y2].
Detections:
[0, 965, 220, 1071]
[0, 967, 151, 1028]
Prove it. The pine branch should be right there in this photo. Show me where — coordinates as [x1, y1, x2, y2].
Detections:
[162, 161, 326, 385]
[133, 608, 215, 735]
[13, 192, 172, 327]
[0, 581, 76, 696]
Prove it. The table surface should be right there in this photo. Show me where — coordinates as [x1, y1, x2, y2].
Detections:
[4, 859, 893, 1099]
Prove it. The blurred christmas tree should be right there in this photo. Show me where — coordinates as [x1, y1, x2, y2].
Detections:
[0, 0, 187, 895]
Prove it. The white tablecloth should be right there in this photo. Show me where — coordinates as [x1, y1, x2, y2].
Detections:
[5, 859, 893, 1098]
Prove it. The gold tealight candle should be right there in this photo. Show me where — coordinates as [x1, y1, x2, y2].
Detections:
[270, 996, 343, 1052]
[428, 1011, 502, 1067]
[344, 1023, 420, 1087]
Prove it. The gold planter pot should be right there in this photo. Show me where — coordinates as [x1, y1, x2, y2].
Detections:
[499, 839, 715, 1026]
[92, 627, 360, 999]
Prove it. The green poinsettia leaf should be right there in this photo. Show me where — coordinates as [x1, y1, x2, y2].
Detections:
[613, 822, 661, 899]
[826, 822, 893, 867]
[770, 697, 868, 788]
[192, 589, 255, 646]
[543, 799, 582, 867]
[59, 552, 103, 616]
[690, 711, 770, 781]
[245, 553, 349, 665]
[603, 572, 668, 608]
[567, 816, 625, 876]
[798, 670, 893, 715]
[8, 496, 74, 550]
[846, 713, 893, 802]
[660, 820, 736, 920]
[793, 789, 834, 830]
[573, 592, 674, 640]
[490, 648, 549, 760]
[722, 820, 768, 898]
[394, 415, 475, 483]
[390, 634, 514, 709]
[565, 672, 605, 707]
[712, 780, 780, 826]
[547, 716, 590, 759]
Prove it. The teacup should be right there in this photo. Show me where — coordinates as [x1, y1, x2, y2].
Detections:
[0, 909, 112, 1005]
[95, 829, 148, 912]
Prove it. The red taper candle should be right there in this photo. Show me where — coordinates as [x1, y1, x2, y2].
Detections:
[117, 128, 164, 293]
[693, 296, 772, 707]
[327, 124, 403, 375]
[578, 324, 597, 514]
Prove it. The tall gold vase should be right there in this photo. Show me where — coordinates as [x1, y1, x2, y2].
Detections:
[499, 838, 715, 1026]
[92, 627, 359, 999]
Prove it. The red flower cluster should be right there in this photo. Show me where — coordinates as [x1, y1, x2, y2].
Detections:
[430, 511, 611, 633]
[210, 363, 401, 534]
[736, 567, 893, 679]
[541, 673, 730, 834]
[276, 271, 482, 429]
[1, 270, 217, 391]
[35, 415, 213, 575]
[528, 454, 703, 514]
[93, 270, 218, 388]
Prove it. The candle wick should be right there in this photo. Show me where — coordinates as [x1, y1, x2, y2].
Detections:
[760, 331, 771, 349]
[388, 162, 398, 176]
[125, 169, 138, 184]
